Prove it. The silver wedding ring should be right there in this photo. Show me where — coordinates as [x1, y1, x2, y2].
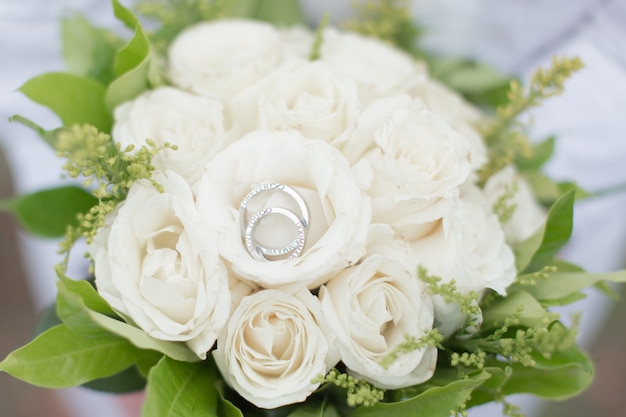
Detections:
[239, 183, 309, 261]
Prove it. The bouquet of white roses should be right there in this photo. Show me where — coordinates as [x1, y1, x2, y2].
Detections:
[2, 1, 625, 416]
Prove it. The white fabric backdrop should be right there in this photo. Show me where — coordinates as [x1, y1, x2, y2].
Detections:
[1, 0, 625, 416]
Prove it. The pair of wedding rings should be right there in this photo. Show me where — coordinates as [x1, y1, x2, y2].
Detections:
[239, 183, 309, 261]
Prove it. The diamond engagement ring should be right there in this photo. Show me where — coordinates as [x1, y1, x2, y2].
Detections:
[239, 183, 309, 261]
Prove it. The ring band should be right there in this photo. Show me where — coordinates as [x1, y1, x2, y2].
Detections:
[239, 183, 309, 234]
[244, 207, 306, 261]
[239, 183, 309, 261]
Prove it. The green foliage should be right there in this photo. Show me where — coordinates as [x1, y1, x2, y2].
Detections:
[492, 180, 518, 224]
[344, 0, 420, 54]
[54, 124, 169, 250]
[314, 369, 385, 408]
[418, 266, 481, 320]
[0, 324, 143, 388]
[351, 371, 490, 417]
[513, 190, 575, 273]
[310, 14, 330, 61]
[0, 186, 97, 238]
[106, 24, 153, 109]
[19, 73, 113, 132]
[380, 330, 443, 368]
[136, 0, 304, 53]
[478, 56, 584, 185]
[142, 357, 220, 417]
[62, 13, 122, 84]
[427, 57, 514, 108]
[56, 271, 199, 362]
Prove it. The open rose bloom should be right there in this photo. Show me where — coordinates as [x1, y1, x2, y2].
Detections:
[3, 0, 612, 415]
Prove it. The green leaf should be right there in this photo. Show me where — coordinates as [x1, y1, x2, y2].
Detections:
[481, 290, 559, 329]
[522, 170, 563, 205]
[0, 186, 97, 238]
[350, 371, 490, 417]
[215, 379, 244, 417]
[82, 364, 148, 393]
[106, 25, 151, 109]
[19, 73, 112, 132]
[513, 189, 575, 272]
[112, 0, 141, 30]
[426, 56, 513, 108]
[516, 137, 555, 171]
[287, 400, 340, 417]
[0, 324, 141, 388]
[61, 14, 120, 84]
[498, 345, 594, 400]
[142, 357, 219, 417]
[525, 269, 626, 306]
[8, 114, 60, 147]
[56, 274, 199, 363]
[229, 0, 305, 25]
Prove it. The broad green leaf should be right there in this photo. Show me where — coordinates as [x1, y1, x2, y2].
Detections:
[0, 186, 97, 238]
[19, 73, 112, 132]
[56, 275, 199, 362]
[112, 0, 141, 30]
[525, 269, 626, 306]
[83, 364, 148, 393]
[288, 400, 340, 417]
[142, 357, 218, 417]
[350, 371, 490, 417]
[62, 14, 120, 84]
[426, 56, 513, 108]
[516, 137, 555, 171]
[522, 170, 562, 205]
[481, 290, 559, 329]
[88, 312, 199, 363]
[8, 115, 59, 147]
[0, 324, 141, 388]
[513, 189, 575, 272]
[56, 272, 116, 316]
[229, 0, 305, 25]
[106, 25, 151, 109]
[215, 379, 244, 417]
[498, 345, 593, 400]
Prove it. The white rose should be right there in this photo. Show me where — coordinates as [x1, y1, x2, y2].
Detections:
[112, 87, 228, 184]
[279, 26, 314, 61]
[410, 79, 487, 170]
[319, 246, 436, 389]
[168, 20, 281, 100]
[195, 130, 371, 290]
[213, 289, 338, 409]
[483, 165, 546, 244]
[257, 60, 360, 147]
[89, 170, 231, 359]
[412, 196, 516, 296]
[321, 28, 426, 103]
[349, 95, 472, 240]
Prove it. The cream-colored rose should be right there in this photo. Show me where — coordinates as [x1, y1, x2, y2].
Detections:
[195, 130, 371, 290]
[320, 28, 426, 103]
[89, 170, 230, 359]
[257, 60, 360, 147]
[349, 95, 472, 241]
[483, 165, 546, 244]
[213, 289, 338, 409]
[410, 78, 487, 170]
[168, 20, 281, 100]
[319, 246, 436, 389]
[412, 196, 516, 296]
[112, 87, 228, 184]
